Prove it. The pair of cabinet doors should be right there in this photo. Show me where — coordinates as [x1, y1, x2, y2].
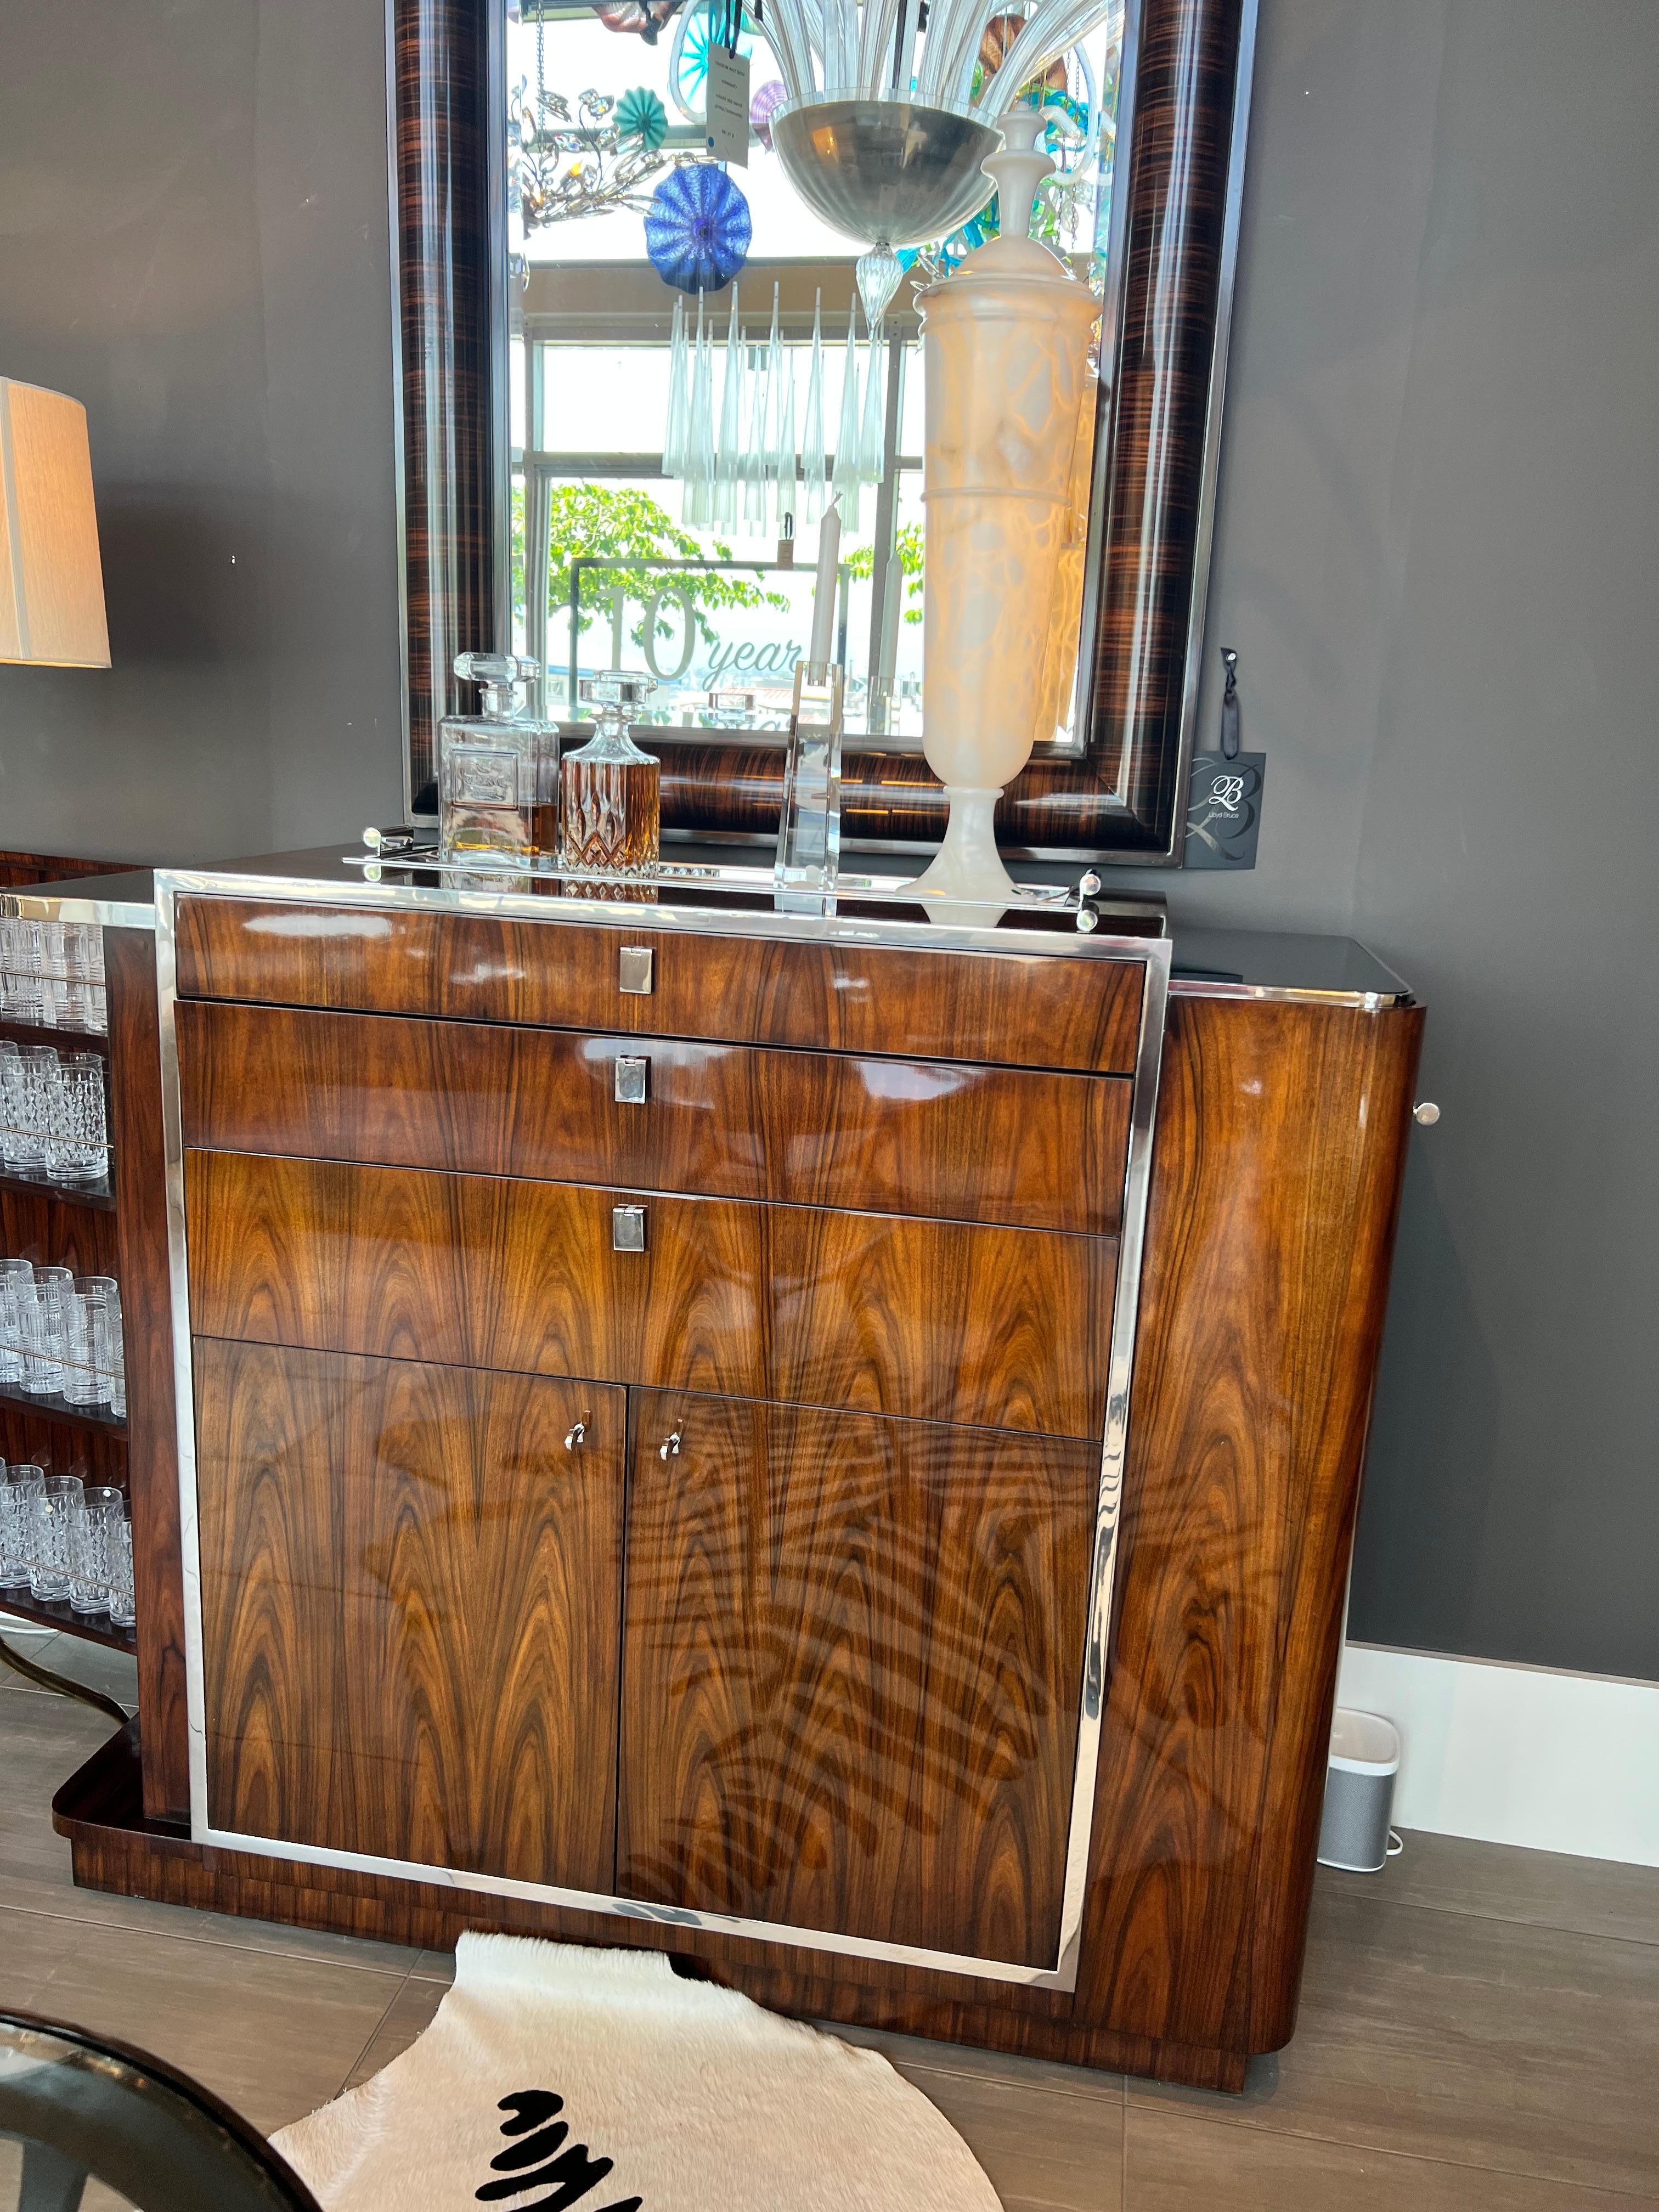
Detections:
[195, 1339, 1098, 1972]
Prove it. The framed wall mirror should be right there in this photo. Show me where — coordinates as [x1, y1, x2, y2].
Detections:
[392, 0, 1256, 864]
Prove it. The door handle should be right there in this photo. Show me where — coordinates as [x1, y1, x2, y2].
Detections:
[659, 1429, 682, 1460]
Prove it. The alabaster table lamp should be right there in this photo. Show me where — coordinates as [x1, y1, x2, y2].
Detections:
[0, 379, 110, 672]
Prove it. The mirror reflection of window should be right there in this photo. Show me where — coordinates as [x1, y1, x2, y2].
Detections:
[506, 1, 1120, 748]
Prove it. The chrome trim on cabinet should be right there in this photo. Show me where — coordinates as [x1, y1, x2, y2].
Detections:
[2, 891, 158, 929]
[1053, 930, 1168, 1985]
[1168, 979, 1409, 1009]
[157, 865, 1172, 1993]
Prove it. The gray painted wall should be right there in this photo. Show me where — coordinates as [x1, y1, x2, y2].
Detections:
[2, 0, 1653, 1676]
[1122, 0, 1659, 1681]
[0, 0, 404, 861]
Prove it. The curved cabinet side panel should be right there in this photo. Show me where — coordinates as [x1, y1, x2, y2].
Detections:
[1074, 995, 1423, 2052]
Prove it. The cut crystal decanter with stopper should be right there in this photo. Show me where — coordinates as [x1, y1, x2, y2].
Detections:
[437, 652, 561, 870]
[560, 672, 662, 885]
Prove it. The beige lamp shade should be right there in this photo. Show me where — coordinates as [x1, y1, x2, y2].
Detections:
[0, 377, 110, 667]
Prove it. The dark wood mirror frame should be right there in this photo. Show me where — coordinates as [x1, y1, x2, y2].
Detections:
[392, 0, 1256, 865]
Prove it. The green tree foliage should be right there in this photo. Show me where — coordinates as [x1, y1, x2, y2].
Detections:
[512, 482, 787, 652]
[843, 523, 924, 623]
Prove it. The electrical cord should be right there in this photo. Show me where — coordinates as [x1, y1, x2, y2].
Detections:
[0, 1627, 130, 1726]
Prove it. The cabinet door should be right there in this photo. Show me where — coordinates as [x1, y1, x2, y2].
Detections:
[195, 1339, 623, 1892]
[618, 1390, 1098, 1969]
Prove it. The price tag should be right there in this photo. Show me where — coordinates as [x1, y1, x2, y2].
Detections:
[1183, 752, 1266, 869]
[706, 42, 751, 167]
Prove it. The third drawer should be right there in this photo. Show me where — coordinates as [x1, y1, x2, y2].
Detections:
[185, 1149, 1118, 1440]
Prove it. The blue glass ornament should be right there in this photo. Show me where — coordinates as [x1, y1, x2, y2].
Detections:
[645, 163, 751, 294]
[617, 86, 668, 150]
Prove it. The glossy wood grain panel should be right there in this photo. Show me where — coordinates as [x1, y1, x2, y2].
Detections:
[194, 1338, 623, 1890]
[618, 1389, 1097, 1968]
[53, 1723, 1245, 2090]
[172, 898, 1146, 1074]
[177, 998, 1129, 1237]
[0, 850, 134, 889]
[186, 1150, 1113, 1439]
[0, 1402, 125, 1488]
[0, 1182, 120, 1279]
[1071, 997, 1424, 2052]
[106, 926, 189, 1826]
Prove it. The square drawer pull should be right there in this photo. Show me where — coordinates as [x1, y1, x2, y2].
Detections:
[612, 1204, 647, 1252]
[618, 946, 653, 995]
[614, 1056, 648, 1105]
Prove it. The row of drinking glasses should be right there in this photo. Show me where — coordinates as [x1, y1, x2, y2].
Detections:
[0, 1261, 125, 1417]
[0, 1041, 109, 1184]
[0, 917, 107, 1034]
[0, 1466, 135, 1624]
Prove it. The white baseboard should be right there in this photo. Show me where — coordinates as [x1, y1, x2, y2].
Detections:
[1337, 1641, 1659, 1868]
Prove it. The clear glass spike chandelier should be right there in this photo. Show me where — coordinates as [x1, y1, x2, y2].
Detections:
[759, 0, 1124, 326]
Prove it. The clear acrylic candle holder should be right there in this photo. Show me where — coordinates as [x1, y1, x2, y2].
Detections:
[774, 660, 845, 917]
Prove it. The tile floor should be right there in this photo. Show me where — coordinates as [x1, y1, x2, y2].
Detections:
[2, 1622, 1656, 2210]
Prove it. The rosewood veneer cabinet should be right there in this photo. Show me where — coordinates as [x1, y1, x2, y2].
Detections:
[31, 857, 1422, 2095]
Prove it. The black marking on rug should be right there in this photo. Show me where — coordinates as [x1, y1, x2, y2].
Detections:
[477, 2090, 643, 2212]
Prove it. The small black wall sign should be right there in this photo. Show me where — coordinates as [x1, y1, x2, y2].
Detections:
[1183, 752, 1266, 869]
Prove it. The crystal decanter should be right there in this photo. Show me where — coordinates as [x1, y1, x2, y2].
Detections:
[559, 672, 661, 890]
[437, 652, 560, 870]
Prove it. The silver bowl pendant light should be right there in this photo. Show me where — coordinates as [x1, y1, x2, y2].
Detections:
[759, 0, 1121, 326]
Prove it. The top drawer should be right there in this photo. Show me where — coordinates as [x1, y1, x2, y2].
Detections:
[173, 897, 1146, 1076]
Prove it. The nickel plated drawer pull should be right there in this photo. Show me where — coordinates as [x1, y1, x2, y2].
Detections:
[614, 1056, 648, 1105]
[565, 1418, 588, 1451]
[659, 1429, 682, 1460]
[618, 946, 653, 995]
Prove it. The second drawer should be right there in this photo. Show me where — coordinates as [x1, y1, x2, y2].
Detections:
[185, 1149, 1118, 1440]
[176, 998, 1132, 1235]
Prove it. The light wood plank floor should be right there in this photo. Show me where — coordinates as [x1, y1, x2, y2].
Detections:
[3, 1624, 1656, 2210]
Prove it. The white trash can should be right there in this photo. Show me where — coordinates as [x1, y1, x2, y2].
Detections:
[1316, 1708, 1400, 1873]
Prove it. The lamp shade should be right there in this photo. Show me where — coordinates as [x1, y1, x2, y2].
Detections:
[0, 378, 110, 667]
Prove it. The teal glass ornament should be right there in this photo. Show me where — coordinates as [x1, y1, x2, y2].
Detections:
[617, 87, 669, 150]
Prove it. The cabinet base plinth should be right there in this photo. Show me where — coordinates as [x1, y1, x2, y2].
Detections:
[52, 1725, 1249, 2096]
